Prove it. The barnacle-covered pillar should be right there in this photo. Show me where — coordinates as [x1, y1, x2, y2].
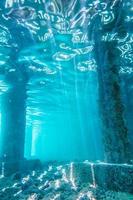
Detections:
[96, 41, 131, 163]
[94, 1, 131, 163]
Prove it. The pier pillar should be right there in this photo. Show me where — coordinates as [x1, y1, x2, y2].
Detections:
[1, 82, 27, 175]
[96, 41, 131, 163]
[94, 2, 131, 163]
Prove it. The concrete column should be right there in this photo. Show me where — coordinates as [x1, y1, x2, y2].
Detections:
[97, 41, 131, 163]
[94, 2, 131, 163]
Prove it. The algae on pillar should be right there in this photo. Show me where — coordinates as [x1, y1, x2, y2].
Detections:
[97, 41, 131, 163]
[94, 1, 131, 163]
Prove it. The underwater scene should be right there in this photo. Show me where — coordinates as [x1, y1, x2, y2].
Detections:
[0, 0, 133, 199]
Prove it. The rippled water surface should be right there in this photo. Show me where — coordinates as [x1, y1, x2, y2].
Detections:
[0, 0, 133, 200]
[0, 0, 133, 162]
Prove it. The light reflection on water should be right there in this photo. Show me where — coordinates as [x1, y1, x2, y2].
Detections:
[0, 0, 132, 162]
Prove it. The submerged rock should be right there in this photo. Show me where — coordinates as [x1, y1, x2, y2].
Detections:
[0, 162, 133, 200]
[11, 172, 22, 181]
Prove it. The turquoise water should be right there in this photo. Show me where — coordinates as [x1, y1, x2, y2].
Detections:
[0, 0, 105, 162]
[0, 0, 133, 165]
[0, 1, 133, 199]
